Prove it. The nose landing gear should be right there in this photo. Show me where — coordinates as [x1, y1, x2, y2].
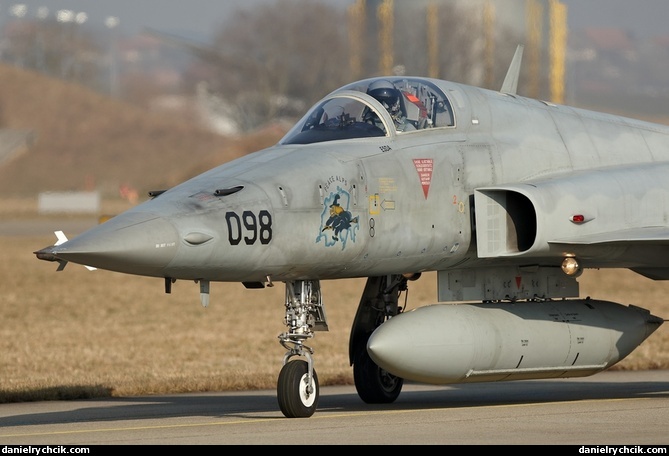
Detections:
[277, 280, 328, 418]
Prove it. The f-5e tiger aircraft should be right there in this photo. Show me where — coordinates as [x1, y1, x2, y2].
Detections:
[36, 46, 665, 418]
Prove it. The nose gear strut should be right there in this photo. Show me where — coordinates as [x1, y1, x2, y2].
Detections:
[277, 280, 328, 418]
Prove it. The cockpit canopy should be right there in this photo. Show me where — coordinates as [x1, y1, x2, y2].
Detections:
[281, 77, 454, 145]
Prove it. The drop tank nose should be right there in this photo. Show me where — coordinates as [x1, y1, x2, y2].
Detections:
[41, 211, 179, 277]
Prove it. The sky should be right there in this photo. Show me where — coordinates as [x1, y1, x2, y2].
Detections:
[563, 0, 669, 38]
[1, 0, 669, 41]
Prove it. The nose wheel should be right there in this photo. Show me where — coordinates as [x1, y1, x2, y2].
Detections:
[277, 357, 319, 418]
[277, 280, 328, 418]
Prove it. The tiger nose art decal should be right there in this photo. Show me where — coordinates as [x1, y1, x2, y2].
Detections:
[316, 187, 359, 249]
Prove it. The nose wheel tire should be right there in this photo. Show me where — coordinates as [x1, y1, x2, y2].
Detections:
[277, 359, 319, 418]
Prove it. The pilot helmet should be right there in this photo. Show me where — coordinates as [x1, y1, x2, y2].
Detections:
[367, 80, 402, 114]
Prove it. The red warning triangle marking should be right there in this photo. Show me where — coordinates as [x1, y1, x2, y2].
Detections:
[413, 158, 433, 199]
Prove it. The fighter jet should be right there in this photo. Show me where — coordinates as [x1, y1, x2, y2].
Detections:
[35, 46, 665, 418]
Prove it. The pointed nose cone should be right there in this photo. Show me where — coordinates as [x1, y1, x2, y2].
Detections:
[49, 211, 179, 276]
[366, 314, 423, 379]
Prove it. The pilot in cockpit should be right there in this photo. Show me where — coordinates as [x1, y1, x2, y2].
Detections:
[366, 80, 416, 132]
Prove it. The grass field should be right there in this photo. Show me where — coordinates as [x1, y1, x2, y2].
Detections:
[1, 219, 668, 403]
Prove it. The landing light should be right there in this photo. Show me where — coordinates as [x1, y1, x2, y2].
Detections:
[402, 272, 422, 281]
[561, 256, 582, 277]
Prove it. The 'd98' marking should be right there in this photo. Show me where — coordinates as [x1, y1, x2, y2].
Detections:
[226, 210, 272, 245]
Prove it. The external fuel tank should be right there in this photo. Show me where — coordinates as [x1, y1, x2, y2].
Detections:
[367, 299, 663, 384]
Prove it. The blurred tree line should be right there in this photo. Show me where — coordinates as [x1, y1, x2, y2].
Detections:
[1, 14, 103, 89]
[0, 0, 525, 132]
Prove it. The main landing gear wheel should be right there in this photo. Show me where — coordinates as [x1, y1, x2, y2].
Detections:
[353, 337, 403, 404]
[277, 359, 319, 418]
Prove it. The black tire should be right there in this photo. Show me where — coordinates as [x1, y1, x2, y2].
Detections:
[353, 338, 403, 404]
[277, 359, 319, 418]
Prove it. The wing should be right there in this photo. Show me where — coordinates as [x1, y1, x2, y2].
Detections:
[474, 162, 669, 270]
[551, 226, 669, 244]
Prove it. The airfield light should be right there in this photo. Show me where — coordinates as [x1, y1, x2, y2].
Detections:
[10, 4, 27, 18]
[105, 16, 120, 29]
[36, 7, 49, 20]
[561, 256, 582, 277]
[75, 12, 88, 25]
[57, 9, 74, 23]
